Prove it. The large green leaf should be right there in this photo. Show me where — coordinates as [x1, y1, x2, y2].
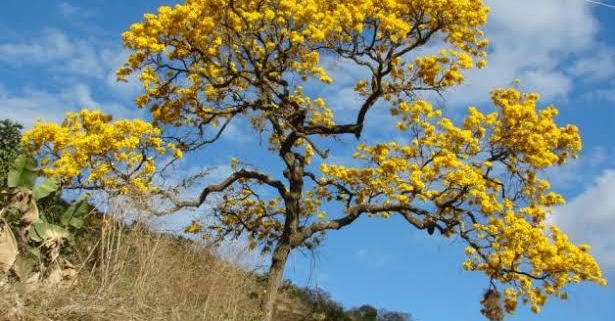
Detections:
[60, 198, 91, 228]
[28, 246, 42, 259]
[70, 216, 84, 229]
[8, 154, 37, 189]
[33, 177, 60, 200]
[32, 220, 71, 243]
[28, 227, 43, 243]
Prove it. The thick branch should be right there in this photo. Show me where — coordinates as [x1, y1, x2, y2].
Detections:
[198, 169, 288, 205]
[147, 188, 201, 215]
[144, 169, 287, 216]
[294, 202, 433, 245]
[302, 123, 363, 137]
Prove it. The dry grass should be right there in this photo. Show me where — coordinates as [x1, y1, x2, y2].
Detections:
[0, 207, 267, 321]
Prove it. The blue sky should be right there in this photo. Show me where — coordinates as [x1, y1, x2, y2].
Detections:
[1, 1, 614, 320]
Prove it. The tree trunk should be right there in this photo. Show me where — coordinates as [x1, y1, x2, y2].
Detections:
[263, 241, 291, 321]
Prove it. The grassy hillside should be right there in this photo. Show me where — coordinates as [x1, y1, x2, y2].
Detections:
[1, 217, 270, 321]
[1, 211, 409, 321]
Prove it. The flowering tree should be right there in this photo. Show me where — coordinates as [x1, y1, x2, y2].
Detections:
[21, 0, 606, 320]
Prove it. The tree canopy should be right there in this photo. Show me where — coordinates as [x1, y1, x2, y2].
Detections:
[20, 0, 606, 320]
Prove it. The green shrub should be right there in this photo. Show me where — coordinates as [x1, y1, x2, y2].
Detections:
[0, 119, 23, 187]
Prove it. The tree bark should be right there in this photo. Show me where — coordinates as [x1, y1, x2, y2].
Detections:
[262, 134, 303, 321]
[263, 240, 292, 321]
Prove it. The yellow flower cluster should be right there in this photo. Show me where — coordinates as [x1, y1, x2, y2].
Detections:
[488, 88, 582, 168]
[118, 0, 488, 136]
[414, 49, 486, 87]
[309, 97, 336, 128]
[185, 220, 204, 233]
[21, 109, 182, 194]
[465, 215, 605, 314]
[319, 88, 605, 314]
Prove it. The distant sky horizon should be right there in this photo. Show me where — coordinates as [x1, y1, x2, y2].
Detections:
[1, 1, 614, 320]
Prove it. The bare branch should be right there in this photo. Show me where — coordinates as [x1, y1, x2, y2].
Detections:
[198, 169, 288, 205]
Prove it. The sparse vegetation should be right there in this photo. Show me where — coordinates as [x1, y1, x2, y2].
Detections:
[1, 199, 411, 321]
[285, 286, 412, 321]
[1, 212, 265, 321]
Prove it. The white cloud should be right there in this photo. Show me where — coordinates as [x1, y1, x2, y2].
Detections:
[583, 0, 615, 10]
[551, 169, 615, 270]
[204, 164, 234, 183]
[0, 28, 131, 83]
[0, 28, 147, 124]
[0, 29, 73, 64]
[542, 147, 612, 191]
[221, 118, 257, 144]
[58, 2, 95, 19]
[489, 1, 597, 50]
[0, 28, 113, 78]
[569, 46, 615, 82]
[101, 49, 143, 100]
[582, 80, 615, 103]
[321, 54, 372, 87]
[59, 2, 80, 17]
[0, 83, 138, 128]
[325, 87, 361, 112]
[0, 86, 74, 126]
[63, 42, 107, 77]
[521, 69, 572, 101]
[444, 0, 612, 106]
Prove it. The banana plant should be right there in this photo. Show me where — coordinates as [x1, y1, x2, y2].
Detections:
[0, 153, 91, 277]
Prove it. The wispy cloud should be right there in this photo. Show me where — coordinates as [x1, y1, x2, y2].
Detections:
[444, 0, 612, 106]
[221, 118, 258, 144]
[542, 146, 613, 191]
[0, 28, 148, 126]
[568, 45, 615, 83]
[0, 29, 74, 64]
[0, 83, 138, 128]
[581, 80, 615, 103]
[58, 2, 94, 18]
[307, 0, 615, 147]
[0, 28, 117, 79]
[59, 2, 79, 17]
[102, 49, 143, 100]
